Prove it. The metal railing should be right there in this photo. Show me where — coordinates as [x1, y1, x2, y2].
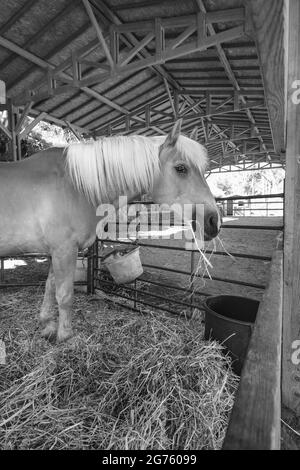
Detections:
[92, 195, 284, 316]
[0, 252, 88, 289]
[216, 193, 284, 217]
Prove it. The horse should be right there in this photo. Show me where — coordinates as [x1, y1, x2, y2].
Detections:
[0, 120, 220, 343]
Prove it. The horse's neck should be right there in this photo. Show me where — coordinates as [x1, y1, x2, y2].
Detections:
[108, 189, 142, 210]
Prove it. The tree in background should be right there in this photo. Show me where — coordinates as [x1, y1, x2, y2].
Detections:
[0, 114, 77, 161]
[207, 167, 285, 197]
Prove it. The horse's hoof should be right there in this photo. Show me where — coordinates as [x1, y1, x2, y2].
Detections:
[57, 328, 74, 344]
[41, 322, 57, 343]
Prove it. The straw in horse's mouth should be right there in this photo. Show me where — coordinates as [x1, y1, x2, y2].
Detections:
[185, 220, 236, 296]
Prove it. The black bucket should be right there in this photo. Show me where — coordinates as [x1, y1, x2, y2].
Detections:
[203, 295, 259, 375]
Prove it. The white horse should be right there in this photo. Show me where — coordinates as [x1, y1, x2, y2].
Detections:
[0, 121, 220, 342]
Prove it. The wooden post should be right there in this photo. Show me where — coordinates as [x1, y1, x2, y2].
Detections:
[7, 99, 17, 161]
[282, 0, 300, 414]
[0, 258, 4, 283]
[224, 250, 283, 449]
[245, 0, 286, 155]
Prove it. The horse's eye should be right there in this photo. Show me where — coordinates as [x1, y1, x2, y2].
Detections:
[175, 164, 188, 175]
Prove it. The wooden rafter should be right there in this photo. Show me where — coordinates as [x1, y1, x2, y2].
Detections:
[65, 120, 81, 141]
[0, 0, 276, 168]
[15, 101, 33, 134]
[0, 121, 11, 140]
[78, 26, 245, 89]
[82, 0, 114, 69]
[196, 0, 270, 157]
[0, 34, 165, 136]
[19, 112, 47, 140]
[72, 0, 244, 151]
[246, 0, 286, 155]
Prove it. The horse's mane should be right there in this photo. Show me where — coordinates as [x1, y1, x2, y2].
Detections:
[65, 134, 208, 205]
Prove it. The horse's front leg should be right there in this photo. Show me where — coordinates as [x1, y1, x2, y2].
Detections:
[40, 261, 58, 342]
[52, 245, 78, 343]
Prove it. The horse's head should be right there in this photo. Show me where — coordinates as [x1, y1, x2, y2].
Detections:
[152, 121, 221, 242]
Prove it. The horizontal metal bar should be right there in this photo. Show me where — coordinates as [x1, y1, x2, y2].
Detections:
[216, 193, 284, 201]
[94, 283, 204, 316]
[0, 281, 87, 289]
[142, 263, 266, 289]
[221, 225, 283, 230]
[97, 238, 271, 261]
[137, 275, 210, 296]
[0, 252, 88, 259]
[131, 194, 284, 205]
[97, 276, 203, 309]
[96, 267, 209, 296]
[231, 208, 283, 211]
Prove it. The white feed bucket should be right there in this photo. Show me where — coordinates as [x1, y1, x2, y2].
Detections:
[102, 247, 143, 284]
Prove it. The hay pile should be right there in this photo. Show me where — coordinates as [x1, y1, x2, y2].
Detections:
[0, 288, 238, 450]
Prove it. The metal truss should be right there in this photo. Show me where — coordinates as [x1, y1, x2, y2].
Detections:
[9, 3, 245, 107]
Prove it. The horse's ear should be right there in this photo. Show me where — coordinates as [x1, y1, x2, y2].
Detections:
[190, 127, 198, 141]
[163, 119, 182, 148]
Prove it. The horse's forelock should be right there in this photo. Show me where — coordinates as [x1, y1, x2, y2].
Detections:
[152, 134, 208, 176]
[176, 135, 208, 176]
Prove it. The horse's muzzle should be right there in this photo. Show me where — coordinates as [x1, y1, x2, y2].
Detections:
[204, 211, 220, 241]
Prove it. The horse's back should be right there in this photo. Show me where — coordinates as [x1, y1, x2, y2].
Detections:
[0, 148, 72, 255]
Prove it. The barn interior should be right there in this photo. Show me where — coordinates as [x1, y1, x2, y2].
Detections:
[0, 0, 299, 450]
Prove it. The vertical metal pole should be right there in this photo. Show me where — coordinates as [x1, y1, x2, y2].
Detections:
[190, 249, 197, 316]
[190, 205, 197, 315]
[7, 99, 17, 161]
[91, 240, 96, 295]
[87, 245, 93, 294]
[0, 258, 4, 283]
[133, 279, 138, 309]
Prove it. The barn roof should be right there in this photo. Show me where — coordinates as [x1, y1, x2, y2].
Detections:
[0, 0, 285, 172]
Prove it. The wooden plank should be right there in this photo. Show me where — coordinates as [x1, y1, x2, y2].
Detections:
[223, 250, 283, 449]
[79, 26, 245, 89]
[0, 34, 143, 129]
[15, 101, 33, 134]
[168, 24, 196, 50]
[246, 0, 286, 155]
[163, 78, 176, 118]
[19, 113, 47, 140]
[7, 99, 17, 161]
[65, 120, 81, 141]
[282, 0, 300, 414]
[119, 32, 155, 66]
[0, 79, 5, 105]
[0, 35, 50, 70]
[112, 9, 245, 33]
[82, 0, 115, 69]
[0, 122, 11, 140]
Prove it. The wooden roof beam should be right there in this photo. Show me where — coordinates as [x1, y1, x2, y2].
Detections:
[0, 35, 165, 136]
[245, 0, 286, 155]
[196, 0, 270, 158]
[92, 0, 243, 148]
[82, 0, 115, 70]
[0, 121, 11, 140]
[19, 112, 47, 140]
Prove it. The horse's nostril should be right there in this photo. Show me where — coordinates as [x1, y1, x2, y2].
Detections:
[209, 214, 217, 228]
[206, 212, 219, 237]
